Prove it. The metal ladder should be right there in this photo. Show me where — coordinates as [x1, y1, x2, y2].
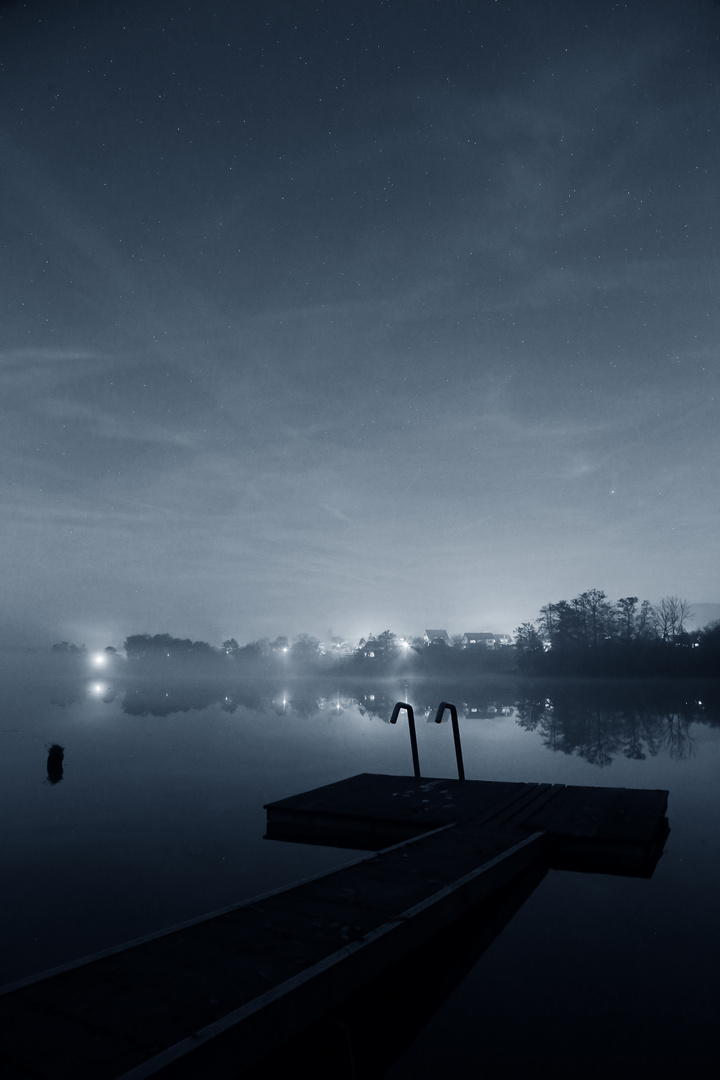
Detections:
[390, 700, 465, 780]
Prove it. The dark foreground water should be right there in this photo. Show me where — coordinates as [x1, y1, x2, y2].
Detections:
[2, 654, 720, 1077]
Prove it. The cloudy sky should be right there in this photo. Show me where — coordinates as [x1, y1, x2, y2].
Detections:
[1, 0, 718, 648]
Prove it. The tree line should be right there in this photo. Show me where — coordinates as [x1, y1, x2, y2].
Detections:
[119, 630, 517, 676]
[514, 590, 720, 676]
[50, 594, 720, 679]
[49, 629, 516, 677]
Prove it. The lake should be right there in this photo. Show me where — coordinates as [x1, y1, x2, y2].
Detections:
[2, 653, 720, 1077]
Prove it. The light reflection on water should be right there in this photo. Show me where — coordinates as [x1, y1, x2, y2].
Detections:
[2, 660, 720, 1073]
[65, 674, 718, 770]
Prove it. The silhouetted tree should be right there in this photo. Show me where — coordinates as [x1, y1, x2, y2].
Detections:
[572, 589, 614, 647]
[523, 589, 708, 676]
[635, 599, 656, 641]
[514, 623, 545, 672]
[697, 621, 720, 676]
[616, 597, 639, 639]
[236, 638, 270, 664]
[124, 633, 220, 670]
[654, 596, 693, 642]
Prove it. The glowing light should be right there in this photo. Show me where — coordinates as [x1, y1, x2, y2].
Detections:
[92, 653, 106, 666]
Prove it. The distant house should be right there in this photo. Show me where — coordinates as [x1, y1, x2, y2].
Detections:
[462, 632, 496, 647]
[462, 632, 514, 649]
[424, 629, 450, 645]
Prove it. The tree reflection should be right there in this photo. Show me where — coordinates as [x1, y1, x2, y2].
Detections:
[662, 711, 696, 760]
[72, 672, 720, 768]
[515, 681, 707, 765]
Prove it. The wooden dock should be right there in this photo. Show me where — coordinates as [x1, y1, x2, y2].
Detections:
[0, 773, 669, 1079]
[265, 773, 670, 876]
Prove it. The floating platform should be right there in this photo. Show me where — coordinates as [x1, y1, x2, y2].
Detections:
[266, 773, 670, 877]
[0, 773, 669, 1079]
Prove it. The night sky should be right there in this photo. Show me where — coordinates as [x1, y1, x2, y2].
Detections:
[2, 0, 718, 649]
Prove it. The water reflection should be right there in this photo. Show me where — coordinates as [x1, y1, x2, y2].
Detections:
[79, 676, 720, 767]
[515, 680, 711, 765]
[89, 681, 117, 703]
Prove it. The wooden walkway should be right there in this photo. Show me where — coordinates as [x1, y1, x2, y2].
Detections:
[0, 773, 669, 1079]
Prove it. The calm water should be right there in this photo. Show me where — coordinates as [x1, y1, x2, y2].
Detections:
[2, 654, 720, 1077]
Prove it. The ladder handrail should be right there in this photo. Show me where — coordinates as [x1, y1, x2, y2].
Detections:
[433, 701, 466, 781]
[390, 701, 421, 778]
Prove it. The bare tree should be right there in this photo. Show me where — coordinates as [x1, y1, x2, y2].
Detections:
[654, 596, 693, 642]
